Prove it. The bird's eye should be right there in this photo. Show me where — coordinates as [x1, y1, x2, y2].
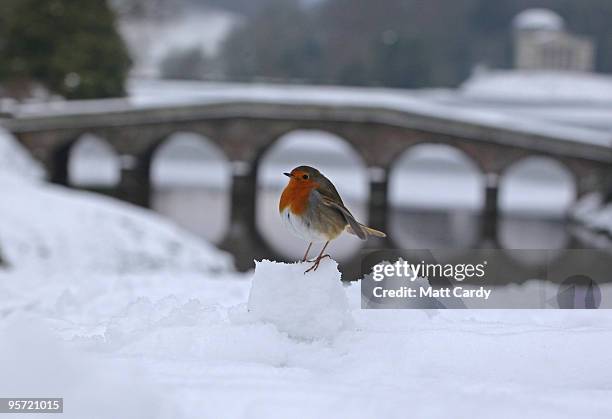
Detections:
[302, 174, 309, 180]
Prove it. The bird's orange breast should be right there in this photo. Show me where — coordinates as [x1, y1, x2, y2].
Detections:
[279, 180, 317, 215]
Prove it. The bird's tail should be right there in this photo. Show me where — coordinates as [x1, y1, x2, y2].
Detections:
[347, 224, 386, 239]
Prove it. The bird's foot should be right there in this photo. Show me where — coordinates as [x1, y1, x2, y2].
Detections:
[304, 255, 331, 274]
[304, 254, 331, 263]
[304, 261, 319, 274]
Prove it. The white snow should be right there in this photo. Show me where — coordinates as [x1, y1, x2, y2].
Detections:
[3, 259, 612, 418]
[0, 126, 45, 181]
[0, 176, 231, 275]
[247, 259, 352, 340]
[461, 70, 612, 104]
[0, 316, 174, 419]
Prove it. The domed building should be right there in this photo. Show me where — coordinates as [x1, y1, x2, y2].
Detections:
[513, 8, 565, 33]
[513, 8, 594, 72]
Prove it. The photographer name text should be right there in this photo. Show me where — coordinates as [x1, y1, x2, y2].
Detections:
[372, 285, 492, 300]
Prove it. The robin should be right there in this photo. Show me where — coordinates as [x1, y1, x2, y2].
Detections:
[279, 165, 386, 273]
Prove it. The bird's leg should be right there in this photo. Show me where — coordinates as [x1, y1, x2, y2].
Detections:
[302, 242, 313, 262]
[305, 241, 330, 274]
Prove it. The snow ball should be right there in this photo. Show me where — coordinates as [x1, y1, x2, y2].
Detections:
[247, 259, 353, 340]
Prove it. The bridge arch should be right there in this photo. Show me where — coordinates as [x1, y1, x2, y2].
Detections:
[497, 155, 576, 253]
[49, 132, 121, 187]
[388, 143, 486, 248]
[251, 125, 365, 170]
[68, 133, 121, 188]
[499, 155, 577, 219]
[255, 129, 370, 262]
[149, 131, 232, 243]
[389, 139, 488, 175]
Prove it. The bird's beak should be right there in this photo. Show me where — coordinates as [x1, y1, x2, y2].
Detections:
[284, 172, 292, 178]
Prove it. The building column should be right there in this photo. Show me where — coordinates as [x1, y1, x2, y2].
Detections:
[117, 154, 151, 208]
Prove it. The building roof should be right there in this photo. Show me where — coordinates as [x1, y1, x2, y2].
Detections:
[513, 8, 565, 32]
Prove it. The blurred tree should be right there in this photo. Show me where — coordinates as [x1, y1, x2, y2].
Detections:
[312, 0, 476, 87]
[160, 47, 210, 80]
[0, 0, 131, 99]
[369, 34, 432, 88]
[220, 0, 476, 87]
[221, 0, 323, 82]
[110, 0, 182, 20]
[217, 0, 612, 88]
[0, 1, 12, 83]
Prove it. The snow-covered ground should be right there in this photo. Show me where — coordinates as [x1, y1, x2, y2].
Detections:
[462, 70, 612, 104]
[4, 257, 612, 419]
[442, 70, 612, 132]
[2, 127, 612, 418]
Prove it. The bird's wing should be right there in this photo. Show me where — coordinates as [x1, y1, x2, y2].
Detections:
[315, 176, 345, 206]
[319, 194, 367, 240]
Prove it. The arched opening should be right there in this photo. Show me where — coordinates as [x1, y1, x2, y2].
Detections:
[256, 129, 369, 261]
[150, 132, 231, 244]
[388, 144, 485, 248]
[498, 156, 576, 251]
[68, 133, 121, 187]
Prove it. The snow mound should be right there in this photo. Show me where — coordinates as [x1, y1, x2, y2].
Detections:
[248, 259, 353, 340]
[0, 127, 45, 181]
[0, 128, 232, 274]
[0, 178, 232, 274]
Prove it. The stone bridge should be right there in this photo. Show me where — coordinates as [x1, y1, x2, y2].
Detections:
[3, 98, 612, 274]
